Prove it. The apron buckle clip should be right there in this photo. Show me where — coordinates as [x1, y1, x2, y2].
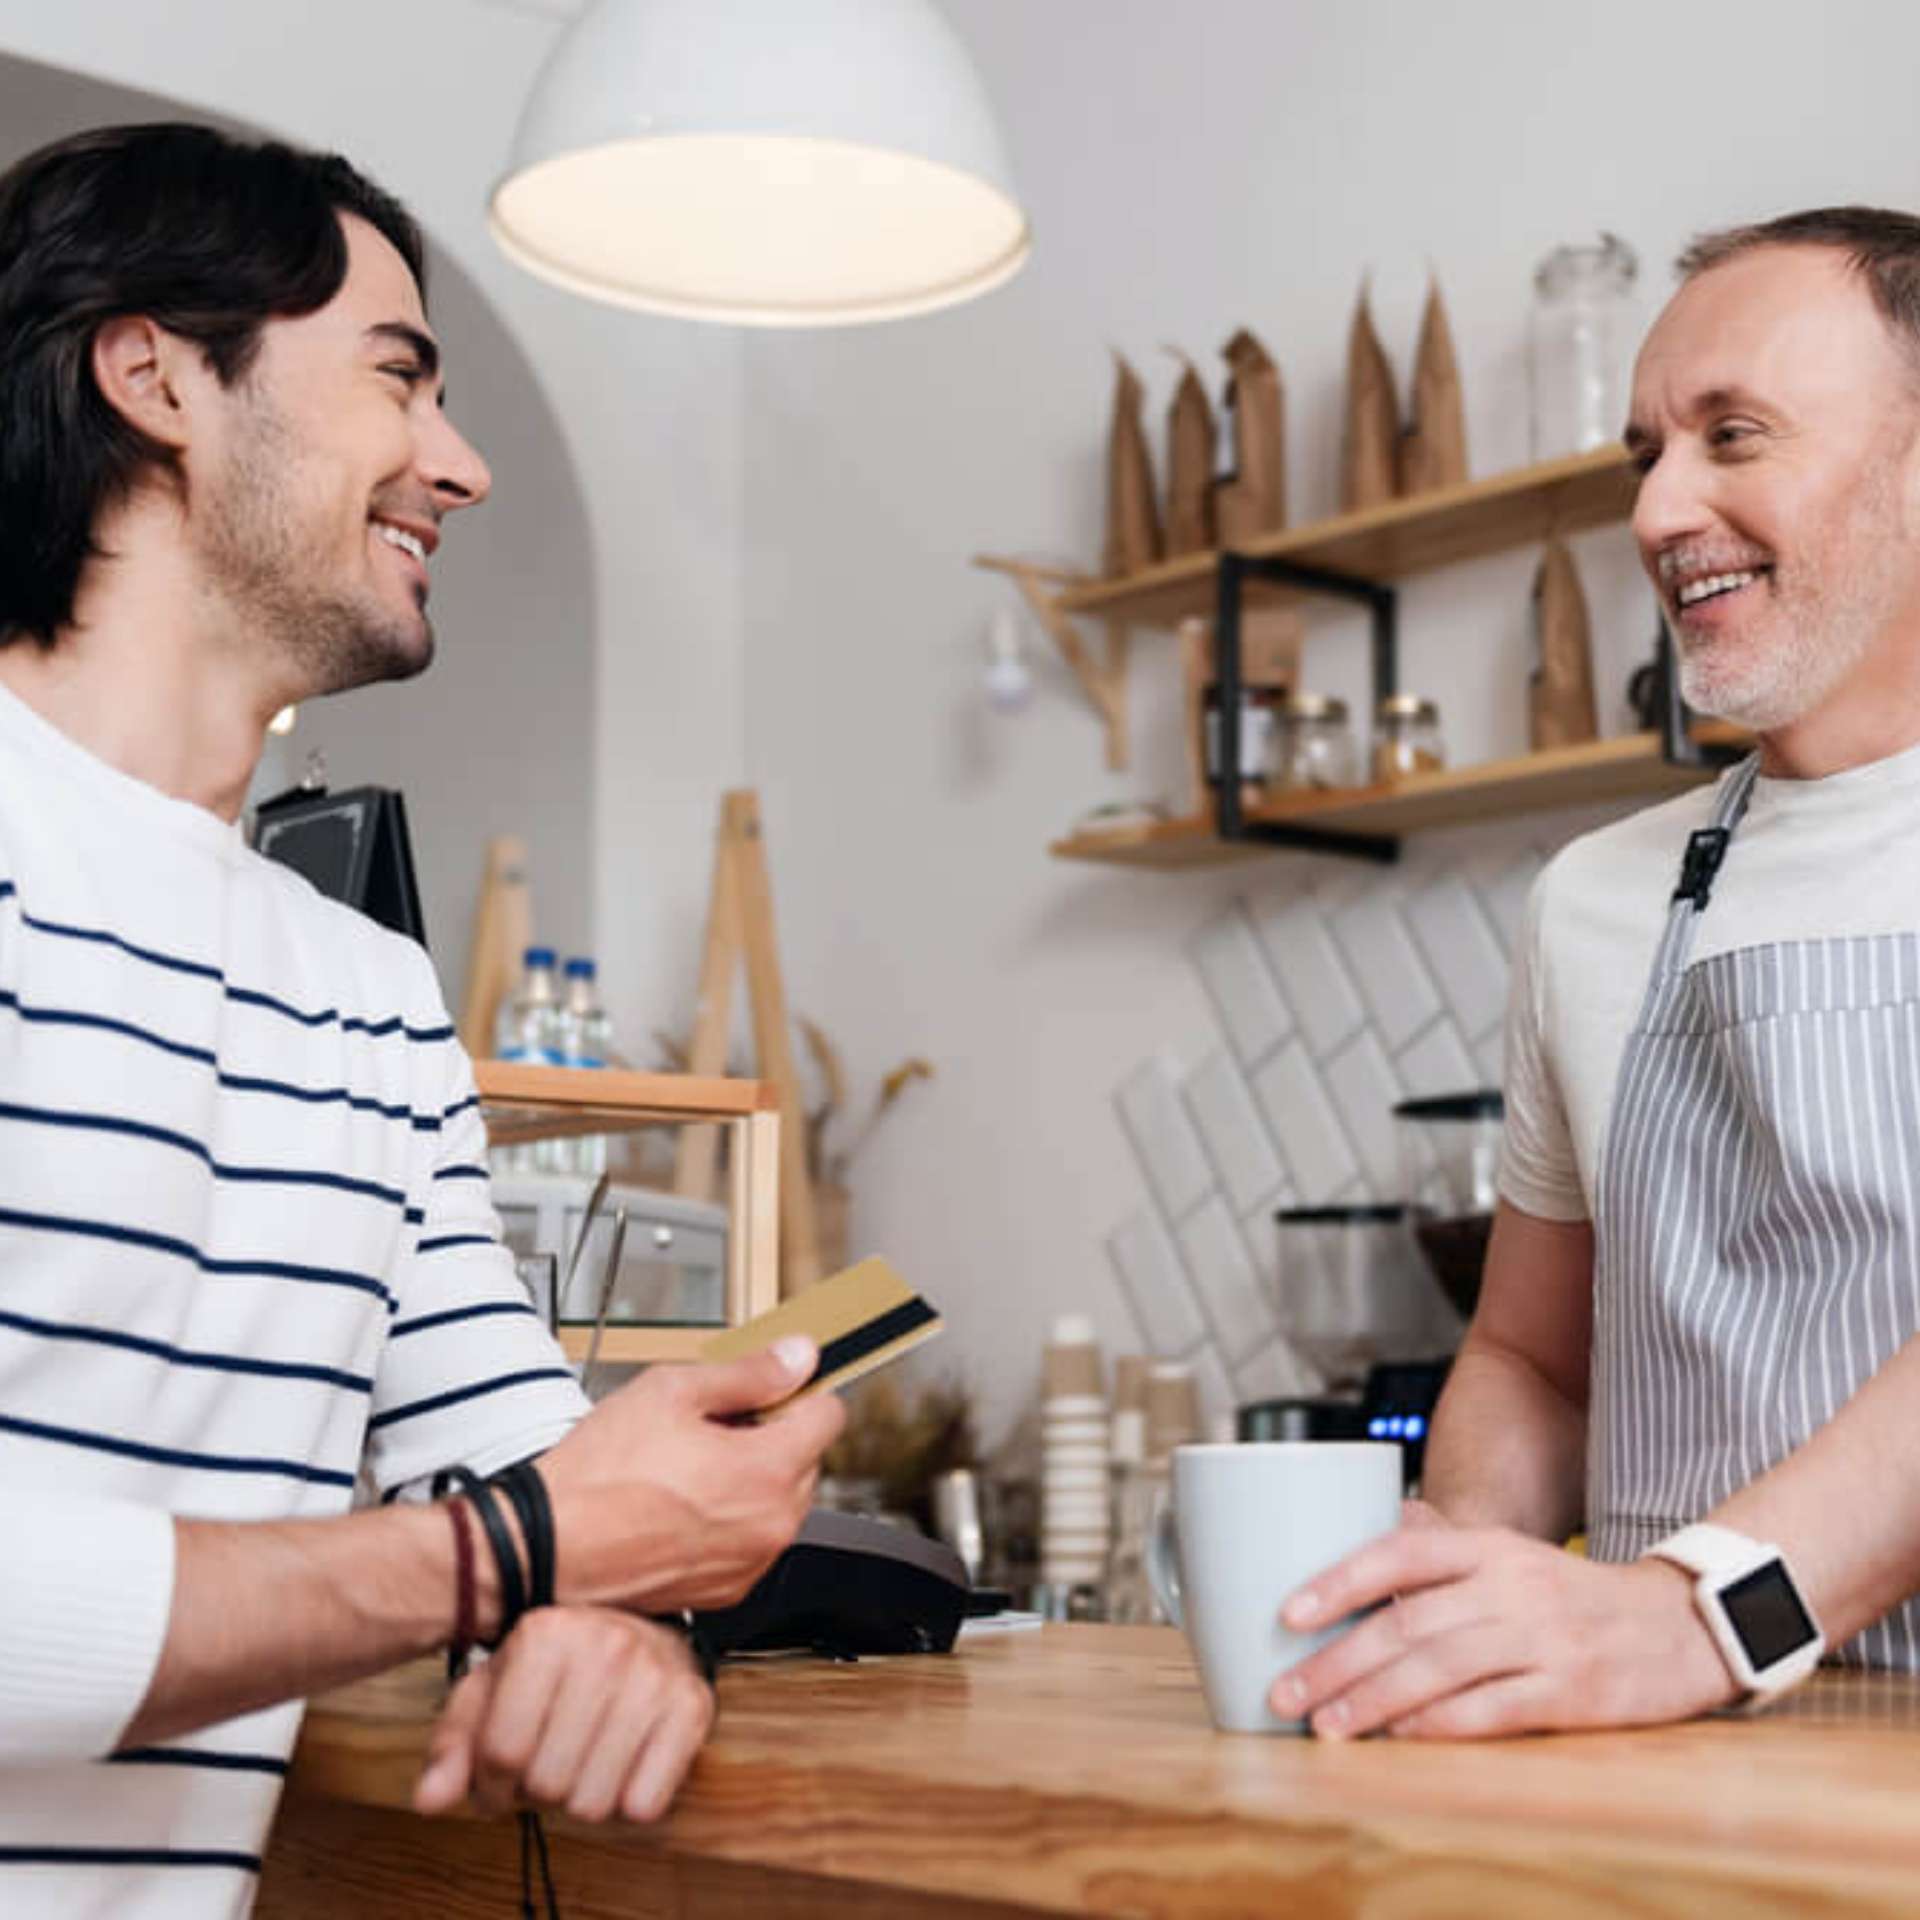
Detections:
[1674, 827, 1732, 910]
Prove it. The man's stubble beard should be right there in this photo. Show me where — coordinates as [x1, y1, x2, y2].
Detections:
[1678, 443, 1907, 733]
[196, 389, 435, 700]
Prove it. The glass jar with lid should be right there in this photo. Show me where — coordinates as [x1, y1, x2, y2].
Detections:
[1373, 694, 1446, 783]
[1529, 233, 1638, 461]
[1269, 692, 1359, 792]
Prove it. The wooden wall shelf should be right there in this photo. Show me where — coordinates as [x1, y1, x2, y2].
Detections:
[1051, 727, 1747, 870]
[985, 443, 1638, 633]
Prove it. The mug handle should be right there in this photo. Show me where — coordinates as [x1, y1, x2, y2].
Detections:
[1145, 1484, 1184, 1629]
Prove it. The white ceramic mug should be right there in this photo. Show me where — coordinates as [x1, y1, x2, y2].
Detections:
[1148, 1441, 1402, 1733]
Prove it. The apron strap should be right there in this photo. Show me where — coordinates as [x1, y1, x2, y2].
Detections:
[1650, 753, 1761, 980]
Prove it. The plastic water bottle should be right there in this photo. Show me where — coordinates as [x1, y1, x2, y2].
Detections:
[493, 947, 563, 1173]
[557, 957, 615, 1175]
[495, 947, 564, 1064]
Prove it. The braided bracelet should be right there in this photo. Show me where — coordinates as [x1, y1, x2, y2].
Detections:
[447, 1465, 526, 1641]
[445, 1493, 478, 1672]
[494, 1460, 556, 1612]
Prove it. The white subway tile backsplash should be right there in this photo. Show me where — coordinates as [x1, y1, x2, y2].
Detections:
[1189, 906, 1293, 1066]
[1233, 1335, 1321, 1404]
[1185, 1051, 1285, 1215]
[1176, 1195, 1276, 1365]
[1394, 1018, 1482, 1101]
[1330, 889, 1442, 1051]
[1475, 1022, 1507, 1089]
[1252, 1041, 1359, 1202]
[1255, 897, 1364, 1060]
[1404, 873, 1510, 1041]
[1236, 1202, 1282, 1300]
[1469, 848, 1543, 957]
[1115, 1058, 1214, 1223]
[1105, 821, 1567, 1395]
[1107, 1209, 1208, 1356]
[1321, 1031, 1404, 1195]
[1185, 1341, 1238, 1437]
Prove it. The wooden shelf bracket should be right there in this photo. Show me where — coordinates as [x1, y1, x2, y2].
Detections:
[975, 555, 1130, 770]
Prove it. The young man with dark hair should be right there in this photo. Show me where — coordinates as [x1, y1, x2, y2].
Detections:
[1277, 207, 1920, 1740]
[0, 122, 843, 1916]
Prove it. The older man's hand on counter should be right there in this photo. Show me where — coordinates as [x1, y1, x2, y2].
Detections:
[1269, 1522, 1739, 1739]
[413, 1608, 715, 1824]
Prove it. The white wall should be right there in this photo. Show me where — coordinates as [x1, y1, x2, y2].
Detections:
[740, 0, 1920, 1443]
[0, 0, 748, 1038]
[18, 0, 1920, 1448]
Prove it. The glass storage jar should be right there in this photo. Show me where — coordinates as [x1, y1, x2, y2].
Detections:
[1270, 693, 1359, 792]
[1529, 233, 1638, 460]
[1373, 694, 1446, 782]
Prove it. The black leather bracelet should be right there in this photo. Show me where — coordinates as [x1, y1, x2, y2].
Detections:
[448, 1466, 525, 1642]
[687, 1617, 719, 1686]
[653, 1611, 719, 1686]
[495, 1460, 555, 1612]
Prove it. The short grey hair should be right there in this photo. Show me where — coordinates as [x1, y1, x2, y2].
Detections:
[1678, 206, 1920, 376]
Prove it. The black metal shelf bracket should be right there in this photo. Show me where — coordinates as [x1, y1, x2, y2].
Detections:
[1211, 550, 1401, 865]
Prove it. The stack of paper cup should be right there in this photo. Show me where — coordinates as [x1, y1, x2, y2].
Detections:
[1144, 1360, 1199, 1466]
[1110, 1355, 1151, 1470]
[1041, 1315, 1109, 1589]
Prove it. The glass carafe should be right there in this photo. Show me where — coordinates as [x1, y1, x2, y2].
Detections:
[1529, 234, 1638, 461]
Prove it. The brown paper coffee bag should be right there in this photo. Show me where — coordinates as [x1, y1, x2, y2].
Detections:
[1214, 327, 1287, 546]
[1163, 350, 1217, 556]
[1342, 282, 1400, 514]
[1104, 351, 1163, 579]
[1400, 277, 1469, 496]
[1530, 538, 1599, 749]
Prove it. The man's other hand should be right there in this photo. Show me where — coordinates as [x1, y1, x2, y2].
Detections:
[539, 1336, 846, 1615]
[413, 1609, 713, 1823]
[1268, 1522, 1737, 1739]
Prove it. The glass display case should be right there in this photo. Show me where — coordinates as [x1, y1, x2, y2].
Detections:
[474, 1060, 781, 1365]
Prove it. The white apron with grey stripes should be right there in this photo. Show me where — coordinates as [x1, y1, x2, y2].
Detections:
[1589, 753, 1920, 1668]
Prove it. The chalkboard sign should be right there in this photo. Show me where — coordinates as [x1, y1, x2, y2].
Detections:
[253, 785, 427, 948]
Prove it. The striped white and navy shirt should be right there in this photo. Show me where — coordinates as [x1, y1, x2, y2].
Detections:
[0, 680, 590, 1916]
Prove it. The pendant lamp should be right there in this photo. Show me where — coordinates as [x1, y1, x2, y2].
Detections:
[489, 0, 1032, 326]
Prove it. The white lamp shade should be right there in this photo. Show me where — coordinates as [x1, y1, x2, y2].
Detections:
[490, 0, 1032, 326]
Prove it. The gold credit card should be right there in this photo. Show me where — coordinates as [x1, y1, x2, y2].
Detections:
[701, 1257, 942, 1411]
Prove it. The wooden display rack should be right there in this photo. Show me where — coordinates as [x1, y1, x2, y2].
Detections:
[975, 444, 1743, 865]
[474, 1059, 781, 1365]
[455, 793, 824, 1328]
[1049, 724, 1747, 868]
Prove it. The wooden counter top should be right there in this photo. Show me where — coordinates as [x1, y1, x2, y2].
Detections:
[258, 1623, 1920, 1918]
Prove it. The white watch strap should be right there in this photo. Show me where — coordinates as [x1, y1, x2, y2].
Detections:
[1644, 1522, 1823, 1705]
[1646, 1521, 1771, 1581]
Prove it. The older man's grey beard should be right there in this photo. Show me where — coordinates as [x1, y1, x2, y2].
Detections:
[1678, 461, 1904, 733]
[1676, 607, 1873, 732]
[197, 391, 434, 698]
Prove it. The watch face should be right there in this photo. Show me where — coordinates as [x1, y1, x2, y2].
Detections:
[1721, 1561, 1818, 1671]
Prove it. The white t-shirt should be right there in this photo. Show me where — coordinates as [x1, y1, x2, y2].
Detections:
[1500, 737, 1920, 1222]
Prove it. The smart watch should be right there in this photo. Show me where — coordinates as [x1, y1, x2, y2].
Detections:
[1644, 1523, 1825, 1705]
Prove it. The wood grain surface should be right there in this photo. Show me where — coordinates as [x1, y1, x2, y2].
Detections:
[258, 1623, 1920, 1918]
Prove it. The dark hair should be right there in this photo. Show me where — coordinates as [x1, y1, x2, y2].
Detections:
[1677, 206, 1920, 378]
[0, 122, 426, 645]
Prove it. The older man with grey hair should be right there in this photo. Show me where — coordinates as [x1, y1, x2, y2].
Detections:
[1282, 207, 1920, 1738]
